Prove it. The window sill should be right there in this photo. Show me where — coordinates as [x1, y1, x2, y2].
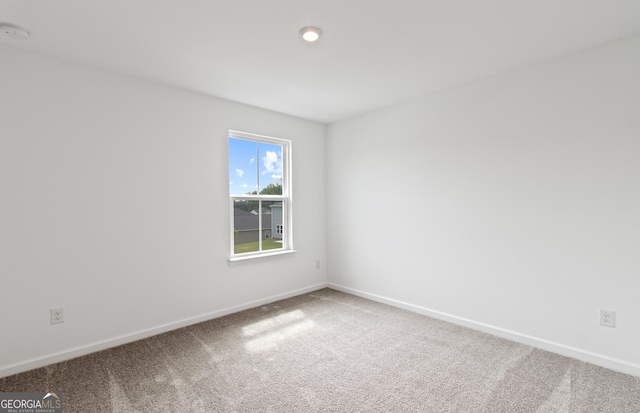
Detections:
[228, 249, 298, 265]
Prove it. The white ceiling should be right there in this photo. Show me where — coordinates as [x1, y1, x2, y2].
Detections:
[2, 0, 640, 124]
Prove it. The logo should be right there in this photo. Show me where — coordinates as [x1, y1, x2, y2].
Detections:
[0, 392, 63, 413]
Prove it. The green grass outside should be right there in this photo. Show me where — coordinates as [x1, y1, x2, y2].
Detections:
[234, 238, 283, 254]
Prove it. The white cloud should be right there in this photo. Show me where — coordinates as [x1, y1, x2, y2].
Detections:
[250, 157, 255, 164]
[229, 181, 233, 185]
[262, 151, 282, 175]
[271, 174, 282, 180]
[263, 151, 277, 171]
[241, 184, 248, 188]
[236, 168, 244, 177]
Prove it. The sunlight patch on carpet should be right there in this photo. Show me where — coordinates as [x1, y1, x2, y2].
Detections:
[242, 309, 306, 337]
[245, 319, 316, 353]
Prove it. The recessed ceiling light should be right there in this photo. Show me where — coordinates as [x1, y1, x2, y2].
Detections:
[299, 26, 322, 42]
[0, 23, 30, 40]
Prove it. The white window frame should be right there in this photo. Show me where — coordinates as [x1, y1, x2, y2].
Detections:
[228, 130, 294, 262]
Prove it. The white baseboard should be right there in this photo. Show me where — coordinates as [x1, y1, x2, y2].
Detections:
[0, 283, 328, 379]
[328, 283, 640, 378]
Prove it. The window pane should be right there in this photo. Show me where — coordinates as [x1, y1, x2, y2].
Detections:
[233, 200, 260, 254]
[264, 201, 283, 250]
[258, 142, 283, 195]
[229, 138, 258, 196]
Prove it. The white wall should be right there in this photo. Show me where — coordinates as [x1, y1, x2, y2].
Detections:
[0, 45, 326, 377]
[327, 34, 640, 375]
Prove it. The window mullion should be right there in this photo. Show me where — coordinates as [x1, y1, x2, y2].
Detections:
[258, 200, 262, 252]
[255, 140, 259, 194]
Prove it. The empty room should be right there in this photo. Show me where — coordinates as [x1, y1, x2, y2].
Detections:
[1, 1, 639, 412]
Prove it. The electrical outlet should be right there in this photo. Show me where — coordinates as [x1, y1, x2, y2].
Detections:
[599, 309, 616, 328]
[51, 307, 64, 325]
[316, 260, 321, 269]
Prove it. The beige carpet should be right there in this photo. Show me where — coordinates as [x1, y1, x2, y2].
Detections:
[1, 288, 639, 412]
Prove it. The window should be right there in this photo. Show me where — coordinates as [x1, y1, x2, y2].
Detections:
[228, 130, 292, 259]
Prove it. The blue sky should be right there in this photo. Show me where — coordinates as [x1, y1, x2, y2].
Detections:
[228, 137, 283, 195]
